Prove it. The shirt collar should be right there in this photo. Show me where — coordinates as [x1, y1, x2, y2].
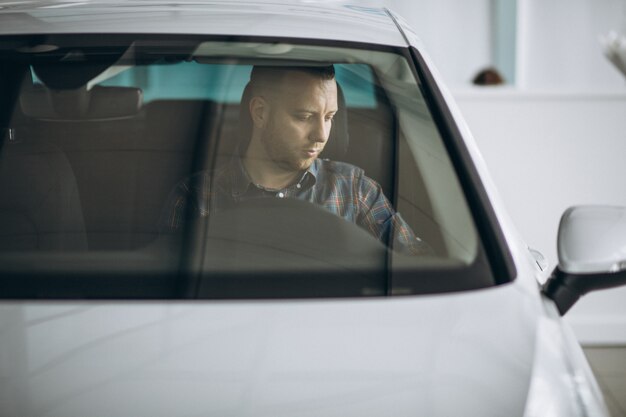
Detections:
[225, 156, 320, 197]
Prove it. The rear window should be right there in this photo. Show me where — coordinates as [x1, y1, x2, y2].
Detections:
[0, 36, 496, 298]
[93, 62, 377, 108]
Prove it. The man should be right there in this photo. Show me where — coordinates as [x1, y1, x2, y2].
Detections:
[163, 65, 431, 255]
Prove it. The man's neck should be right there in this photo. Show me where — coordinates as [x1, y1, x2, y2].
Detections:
[243, 143, 301, 190]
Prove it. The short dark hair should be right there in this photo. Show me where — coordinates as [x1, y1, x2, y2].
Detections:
[249, 65, 335, 94]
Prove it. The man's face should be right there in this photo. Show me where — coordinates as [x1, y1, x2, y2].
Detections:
[258, 71, 338, 172]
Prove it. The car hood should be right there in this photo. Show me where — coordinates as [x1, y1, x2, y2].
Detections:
[0, 283, 539, 417]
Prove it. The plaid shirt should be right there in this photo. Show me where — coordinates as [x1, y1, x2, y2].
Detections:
[162, 157, 432, 255]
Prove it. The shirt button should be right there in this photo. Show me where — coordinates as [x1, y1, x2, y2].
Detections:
[277, 192, 285, 198]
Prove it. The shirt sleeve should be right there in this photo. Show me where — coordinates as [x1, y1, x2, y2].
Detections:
[158, 180, 190, 233]
[356, 175, 433, 256]
[158, 172, 212, 233]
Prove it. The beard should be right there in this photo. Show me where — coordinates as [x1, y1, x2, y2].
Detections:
[259, 119, 319, 172]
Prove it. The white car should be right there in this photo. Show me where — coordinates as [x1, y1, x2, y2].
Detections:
[0, 1, 625, 416]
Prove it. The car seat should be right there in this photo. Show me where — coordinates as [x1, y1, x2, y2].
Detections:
[0, 127, 87, 251]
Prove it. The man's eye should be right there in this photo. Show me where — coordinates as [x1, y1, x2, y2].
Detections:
[295, 114, 310, 121]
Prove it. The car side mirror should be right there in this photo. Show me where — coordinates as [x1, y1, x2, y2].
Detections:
[543, 205, 626, 315]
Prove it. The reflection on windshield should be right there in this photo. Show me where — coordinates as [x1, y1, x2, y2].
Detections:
[0, 37, 495, 298]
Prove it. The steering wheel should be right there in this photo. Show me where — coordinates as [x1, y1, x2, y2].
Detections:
[200, 197, 389, 273]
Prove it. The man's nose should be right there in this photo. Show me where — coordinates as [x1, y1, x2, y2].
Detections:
[310, 118, 330, 143]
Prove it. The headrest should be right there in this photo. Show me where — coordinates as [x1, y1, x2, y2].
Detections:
[32, 53, 125, 89]
[322, 84, 349, 160]
[237, 81, 349, 160]
[19, 84, 143, 120]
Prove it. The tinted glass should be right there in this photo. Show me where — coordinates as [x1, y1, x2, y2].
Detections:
[0, 37, 494, 298]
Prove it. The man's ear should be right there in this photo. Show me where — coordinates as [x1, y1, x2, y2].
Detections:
[249, 96, 269, 128]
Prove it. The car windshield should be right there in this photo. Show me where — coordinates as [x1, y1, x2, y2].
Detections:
[0, 36, 501, 299]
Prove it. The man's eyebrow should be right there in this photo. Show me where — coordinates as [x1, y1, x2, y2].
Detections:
[292, 108, 338, 114]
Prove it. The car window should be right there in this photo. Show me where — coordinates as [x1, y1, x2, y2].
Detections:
[0, 37, 497, 299]
[93, 62, 377, 108]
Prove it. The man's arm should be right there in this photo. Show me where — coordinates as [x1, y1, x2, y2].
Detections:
[355, 175, 433, 256]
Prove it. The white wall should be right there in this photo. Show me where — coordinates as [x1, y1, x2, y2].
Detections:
[517, 0, 626, 89]
[385, 0, 493, 88]
[385, 0, 626, 89]
[384, 0, 626, 344]
[454, 90, 626, 344]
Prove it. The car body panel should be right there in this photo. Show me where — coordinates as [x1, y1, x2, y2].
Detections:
[0, 0, 406, 47]
[0, 283, 538, 417]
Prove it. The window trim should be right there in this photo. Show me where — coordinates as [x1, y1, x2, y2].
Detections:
[404, 46, 516, 285]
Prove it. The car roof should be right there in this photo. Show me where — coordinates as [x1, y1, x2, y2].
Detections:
[0, 0, 409, 47]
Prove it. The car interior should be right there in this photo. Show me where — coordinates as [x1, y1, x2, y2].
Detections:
[0, 38, 496, 298]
